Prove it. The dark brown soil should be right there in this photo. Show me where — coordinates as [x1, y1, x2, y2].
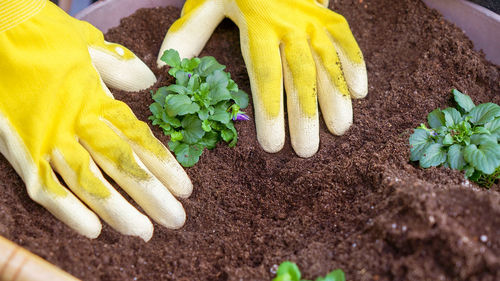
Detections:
[1, 1, 499, 280]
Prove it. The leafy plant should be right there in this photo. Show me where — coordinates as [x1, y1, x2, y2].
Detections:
[409, 89, 500, 187]
[272, 261, 345, 281]
[149, 49, 249, 167]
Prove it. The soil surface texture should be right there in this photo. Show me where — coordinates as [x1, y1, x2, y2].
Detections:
[1, 1, 499, 280]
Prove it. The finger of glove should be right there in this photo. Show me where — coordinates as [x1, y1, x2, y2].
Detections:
[157, 0, 224, 66]
[243, 31, 285, 153]
[29, 159, 102, 239]
[101, 99, 192, 198]
[315, 0, 330, 8]
[77, 20, 156, 92]
[311, 30, 353, 135]
[325, 14, 367, 99]
[78, 118, 186, 230]
[50, 138, 154, 241]
[280, 36, 319, 157]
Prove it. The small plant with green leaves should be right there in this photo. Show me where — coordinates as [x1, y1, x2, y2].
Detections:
[149, 49, 249, 167]
[272, 261, 345, 281]
[409, 89, 500, 187]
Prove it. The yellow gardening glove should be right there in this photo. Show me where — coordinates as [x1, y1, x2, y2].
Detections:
[0, 0, 192, 242]
[158, 0, 367, 157]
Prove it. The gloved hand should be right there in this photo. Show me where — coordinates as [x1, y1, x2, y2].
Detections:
[0, 0, 192, 242]
[158, 0, 367, 157]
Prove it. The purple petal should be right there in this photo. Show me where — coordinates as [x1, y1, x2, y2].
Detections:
[234, 113, 250, 121]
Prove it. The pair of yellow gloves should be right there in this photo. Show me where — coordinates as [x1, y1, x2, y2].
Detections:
[0, 0, 367, 241]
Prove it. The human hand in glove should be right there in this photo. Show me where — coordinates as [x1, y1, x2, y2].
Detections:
[0, 0, 192, 242]
[158, 0, 367, 157]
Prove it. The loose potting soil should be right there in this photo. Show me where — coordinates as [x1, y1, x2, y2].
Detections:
[1, 1, 499, 280]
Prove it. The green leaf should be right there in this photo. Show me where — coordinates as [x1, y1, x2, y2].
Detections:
[453, 89, 475, 112]
[172, 143, 204, 167]
[470, 134, 497, 145]
[443, 134, 454, 145]
[199, 131, 219, 150]
[181, 114, 206, 144]
[165, 94, 200, 117]
[175, 71, 190, 87]
[420, 143, 447, 168]
[170, 131, 183, 142]
[464, 165, 475, 178]
[273, 262, 301, 281]
[442, 107, 463, 126]
[473, 126, 491, 135]
[447, 144, 466, 170]
[161, 111, 181, 127]
[409, 129, 434, 161]
[485, 118, 500, 139]
[468, 103, 500, 125]
[207, 70, 232, 105]
[149, 103, 163, 117]
[165, 84, 188, 95]
[161, 49, 181, 68]
[315, 269, 346, 281]
[152, 87, 168, 106]
[464, 143, 500, 174]
[195, 56, 226, 77]
[226, 121, 239, 147]
[428, 109, 445, 129]
[210, 102, 232, 124]
[187, 73, 201, 91]
[198, 108, 209, 120]
[180, 57, 200, 72]
[202, 119, 212, 132]
[221, 129, 234, 142]
[232, 90, 249, 108]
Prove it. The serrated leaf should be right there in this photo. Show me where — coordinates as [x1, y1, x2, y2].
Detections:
[453, 89, 475, 112]
[474, 126, 491, 135]
[210, 102, 232, 124]
[485, 118, 500, 139]
[149, 103, 163, 117]
[152, 87, 168, 106]
[180, 57, 200, 72]
[161, 111, 181, 127]
[464, 143, 500, 174]
[468, 103, 500, 125]
[447, 144, 466, 170]
[442, 107, 463, 126]
[420, 143, 447, 168]
[470, 134, 497, 145]
[187, 73, 201, 91]
[181, 114, 206, 144]
[226, 121, 238, 147]
[232, 90, 249, 109]
[165, 84, 188, 95]
[207, 70, 232, 104]
[165, 95, 200, 117]
[173, 143, 204, 167]
[428, 109, 445, 129]
[199, 131, 219, 150]
[195, 56, 226, 77]
[409, 129, 434, 161]
[161, 49, 181, 68]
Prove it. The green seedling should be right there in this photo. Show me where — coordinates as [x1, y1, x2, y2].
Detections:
[149, 49, 249, 167]
[272, 261, 345, 281]
[409, 89, 500, 187]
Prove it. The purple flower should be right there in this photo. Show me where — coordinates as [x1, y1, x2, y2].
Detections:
[233, 113, 250, 121]
[188, 73, 192, 78]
